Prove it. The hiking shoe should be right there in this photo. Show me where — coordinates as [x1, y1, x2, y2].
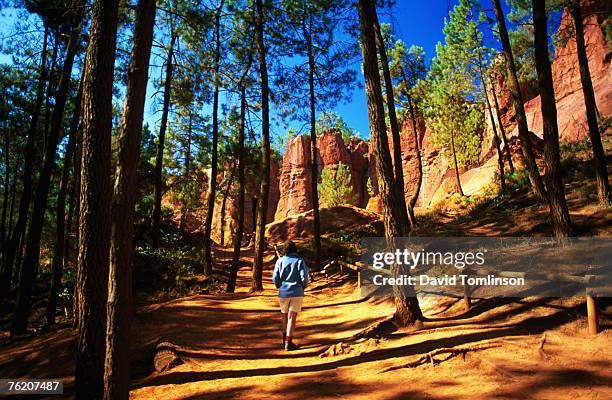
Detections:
[285, 342, 300, 351]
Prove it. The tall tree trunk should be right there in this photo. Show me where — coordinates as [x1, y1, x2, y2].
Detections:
[1, 129, 9, 256]
[532, 0, 573, 238]
[12, 3, 84, 336]
[569, 1, 610, 205]
[43, 33, 60, 150]
[46, 73, 83, 326]
[104, 2, 156, 399]
[490, 78, 515, 174]
[398, 65, 423, 217]
[406, 96, 422, 215]
[179, 112, 192, 231]
[492, 0, 547, 203]
[478, 51, 506, 194]
[450, 130, 465, 196]
[6, 153, 21, 243]
[72, 111, 84, 329]
[203, 0, 225, 275]
[219, 163, 236, 246]
[74, 0, 119, 397]
[305, 13, 321, 272]
[227, 58, 252, 294]
[152, 30, 176, 249]
[374, 14, 412, 230]
[1, 24, 50, 302]
[358, 0, 422, 327]
[251, 0, 270, 292]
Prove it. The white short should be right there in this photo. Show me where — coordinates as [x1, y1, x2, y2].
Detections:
[279, 296, 304, 313]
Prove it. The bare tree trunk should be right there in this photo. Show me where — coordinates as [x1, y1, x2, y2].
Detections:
[305, 13, 321, 272]
[219, 163, 236, 246]
[358, 0, 422, 327]
[46, 72, 83, 326]
[398, 64, 423, 220]
[490, 78, 515, 174]
[1, 24, 49, 302]
[72, 112, 84, 329]
[152, 30, 176, 249]
[104, 2, 156, 399]
[492, 0, 547, 203]
[450, 130, 465, 197]
[43, 34, 60, 150]
[532, 0, 573, 238]
[251, 0, 270, 292]
[406, 96, 422, 218]
[569, 1, 610, 205]
[478, 51, 506, 194]
[12, 3, 84, 335]
[374, 14, 412, 230]
[227, 57, 252, 294]
[179, 112, 192, 231]
[74, 0, 119, 397]
[1, 128, 9, 256]
[203, 0, 225, 274]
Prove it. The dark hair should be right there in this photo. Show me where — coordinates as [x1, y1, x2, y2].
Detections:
[282, 240, 297, 255]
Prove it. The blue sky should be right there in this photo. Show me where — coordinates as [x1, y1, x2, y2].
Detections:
[334, 1, 453, 137]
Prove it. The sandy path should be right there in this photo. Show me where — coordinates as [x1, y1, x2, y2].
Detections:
[1, 250, 610, 400]
[129, 261, 612, 400]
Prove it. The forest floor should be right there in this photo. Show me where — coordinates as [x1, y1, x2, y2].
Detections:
[1, 247, 611, 399]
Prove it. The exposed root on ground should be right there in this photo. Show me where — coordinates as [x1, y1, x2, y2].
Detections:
[377, 342, 501, 373]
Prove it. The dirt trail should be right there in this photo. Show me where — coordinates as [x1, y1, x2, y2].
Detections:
[127, 254, 611, 400]
[0, 250, 610, 399]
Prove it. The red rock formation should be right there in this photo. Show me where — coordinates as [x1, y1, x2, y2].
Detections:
[274, 130, 368, 219]
[508, 0, 611, 142]
[266, 205, 379, 243]
[274, 134, 313, 219]
[270, 1, 610, 215]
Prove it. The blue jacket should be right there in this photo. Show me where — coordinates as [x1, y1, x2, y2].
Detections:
[273, 253, 309, 298]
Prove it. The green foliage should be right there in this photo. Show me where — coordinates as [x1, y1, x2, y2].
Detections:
[315, 111, 360, 143]
[366, 176, 374, 196]
[507, 169, 531, 191]
[272, 127, 299, 155]
[318, 161, 357, 207]
[379, 24, 427, 121]
[422, 0, 484, 169]
[506, 0, 565, 84]
[271, 0, 357, 134]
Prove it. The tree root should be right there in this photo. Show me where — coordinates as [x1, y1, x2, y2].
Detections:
[377, 342, 501, 373]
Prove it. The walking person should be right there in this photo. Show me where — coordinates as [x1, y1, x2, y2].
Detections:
[273, 240, 309, 351]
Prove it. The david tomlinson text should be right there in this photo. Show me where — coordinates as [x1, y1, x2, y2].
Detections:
[372, 274, 526, 287]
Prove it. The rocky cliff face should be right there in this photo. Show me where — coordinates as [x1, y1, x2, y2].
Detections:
[508, 0, 611, 142]
[274, 130, 369, 219]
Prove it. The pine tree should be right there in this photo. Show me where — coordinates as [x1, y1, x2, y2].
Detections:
[358, 0, 422, 327]
[568, 0, 610, 205]
[492, 0, 547, 203]
[12, 0, 85, 336]
[273, 0, 356, 271]
[251, 0, 271, 292]
[319, 161, 356, 207]
[532, 0, 573, 238]
[104, 1, 157, 398]
[423, 0, 485, 197]
[74, 0, 120, 397]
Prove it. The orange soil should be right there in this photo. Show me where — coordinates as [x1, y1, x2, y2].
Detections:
[1, 248, 610, 399]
